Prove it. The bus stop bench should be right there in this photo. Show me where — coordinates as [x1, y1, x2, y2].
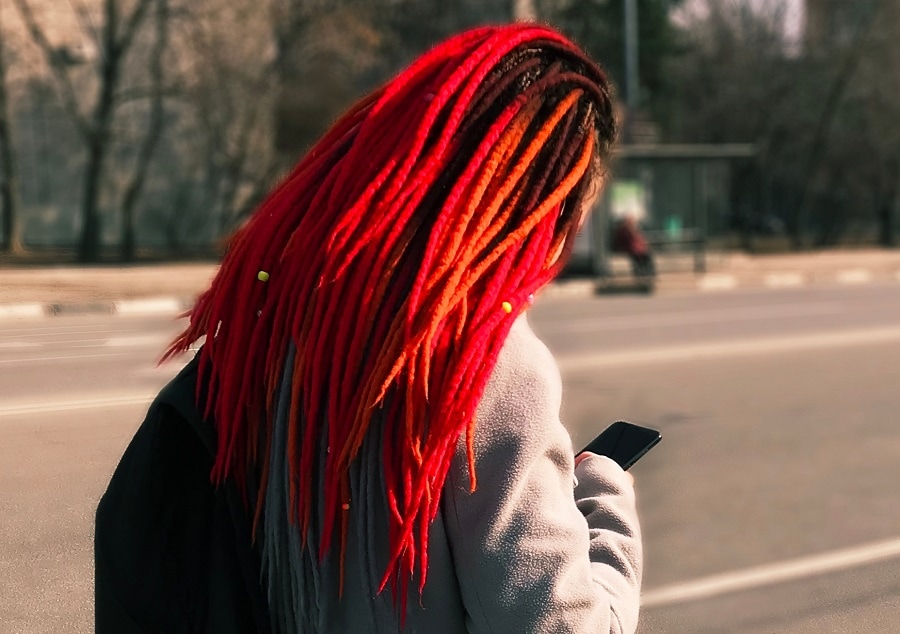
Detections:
[644, 228, 706, 273]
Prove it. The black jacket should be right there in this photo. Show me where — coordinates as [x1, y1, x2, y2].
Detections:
[94, 359, 271, 633]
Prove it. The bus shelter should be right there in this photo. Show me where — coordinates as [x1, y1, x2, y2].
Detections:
[569, 143, 757, 279]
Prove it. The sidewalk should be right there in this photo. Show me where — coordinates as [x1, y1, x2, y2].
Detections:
[2, 249, 899, 318]
[0, 264, 217, 318]
[674, 248, 900, 291]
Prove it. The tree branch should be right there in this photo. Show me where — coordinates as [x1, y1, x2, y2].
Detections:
[116, 82, 185, 104]
[793, 11, 879, 247]
[68, 0, 102, 57]
[117, 0, 155, 54]
[0, 8, 25, 253]
[225, 157, 283, 233]
[120, 0, 169, 260]
[10, 0, 91, 138]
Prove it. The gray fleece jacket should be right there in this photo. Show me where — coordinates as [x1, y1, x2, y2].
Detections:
[266, 314, 643, 633]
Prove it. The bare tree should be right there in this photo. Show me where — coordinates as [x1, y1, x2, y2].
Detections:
[137, 0, 516, 247]
[791, 3, 880, 249]
[0, 6, 24, 254]
[12, 0, 155, 262]
[119, 0, 168, 261]
[664, 0, 900, 249]
[270, 0, 387, 155]
[158, 0, 283, 238]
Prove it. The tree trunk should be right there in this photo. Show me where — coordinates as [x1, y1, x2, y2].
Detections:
[13, 0, 154, 263]
[0, 11, 24, 254]
[793, 10, 878, 250]
[879, 200, 897, 248]
[120, 174, 136, 262]
[79, 0, 125, 263]
[78, 138, 106, 262]
[120, 0, 167, 262]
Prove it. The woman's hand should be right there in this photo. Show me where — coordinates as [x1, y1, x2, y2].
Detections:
[575, 451, 635, 486]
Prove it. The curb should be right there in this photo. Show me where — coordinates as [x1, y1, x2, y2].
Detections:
[47, 301, 116, 316]
[0, 296, 195, 321]
[690, 268, 900, 294]
[115, 297, 188, 315]
[549, 267, 900, 299]
[0, 303, 44, 319]
[1, 267, 899, 319]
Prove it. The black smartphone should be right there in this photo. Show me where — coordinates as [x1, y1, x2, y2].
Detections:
[579, 421, 661, 470]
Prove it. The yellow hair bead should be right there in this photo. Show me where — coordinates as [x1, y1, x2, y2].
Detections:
[501, 301, 513, 314]
[257, 270, 270, 282]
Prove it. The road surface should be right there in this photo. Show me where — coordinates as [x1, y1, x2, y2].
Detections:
[2, 282, 899, 632]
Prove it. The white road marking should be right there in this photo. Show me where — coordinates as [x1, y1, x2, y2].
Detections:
[764, 272, 805, 288]
[103, 334, 171, 347]
[115, 298, 184, 315]
[557, 325, 900, 371]
[836, 269, 873, 284]
[0, 352, 130, 365]
[642, 536, 900, 608]
[539, 302, 841, 334]
[0, 333, 172, 352]
[0, 393, 155, 418]
[0, 328, 140, 340]
[0, 304, 44, 319]
[50, 334, 170, 349]
[132, 360, 192, 376]
[698, 274, 738, 291]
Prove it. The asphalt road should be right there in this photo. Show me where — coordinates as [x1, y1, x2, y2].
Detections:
[2, 282, 899, 633]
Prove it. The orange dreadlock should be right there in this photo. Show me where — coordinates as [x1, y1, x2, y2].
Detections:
[165, 23, 616, 607]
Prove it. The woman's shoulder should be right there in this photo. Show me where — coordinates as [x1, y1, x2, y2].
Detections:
[491, 313, 561, 396]
[473, 314, 565, 449]
[448, 313, 574, 499]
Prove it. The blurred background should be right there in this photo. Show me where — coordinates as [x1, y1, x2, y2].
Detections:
[1, 0, 899, 261]
[1, 1, 899, 633]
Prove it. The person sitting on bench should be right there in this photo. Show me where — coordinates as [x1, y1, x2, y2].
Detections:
[613, 214, 655, 277]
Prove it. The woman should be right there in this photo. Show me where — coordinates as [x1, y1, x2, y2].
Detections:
[613, 214, 656, 279]
[96, 23, 643, 633]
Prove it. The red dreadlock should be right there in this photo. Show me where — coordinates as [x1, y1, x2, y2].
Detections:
[164, 23, 616, 605]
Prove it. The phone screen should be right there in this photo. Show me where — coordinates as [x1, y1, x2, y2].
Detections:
[579, 421, 661, 470]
